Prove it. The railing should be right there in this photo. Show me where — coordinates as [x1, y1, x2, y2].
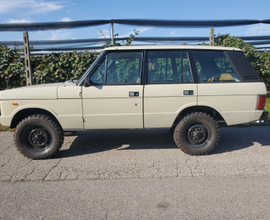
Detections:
[1, 19, 270, 85]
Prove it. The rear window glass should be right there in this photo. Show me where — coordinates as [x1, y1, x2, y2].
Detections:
[225, 51, 261, 82]
[193, 50, 240, 83]
[148, 50, 193, 84]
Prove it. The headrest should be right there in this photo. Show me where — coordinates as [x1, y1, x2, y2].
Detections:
[148, 62, 159, 71]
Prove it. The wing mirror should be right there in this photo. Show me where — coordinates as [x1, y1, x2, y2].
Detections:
[84, 76, 92, 87]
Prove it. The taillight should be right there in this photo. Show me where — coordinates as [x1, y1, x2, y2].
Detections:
[257, 95, 266, 110]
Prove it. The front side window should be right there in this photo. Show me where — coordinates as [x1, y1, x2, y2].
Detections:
[90, 58, 106, 84]
[148, 50, 193, 84]
[193, 50, 240, 83]
[77, 51, 105, 86]
[106, 52, 142, 84]
[90, 51, 142, 85]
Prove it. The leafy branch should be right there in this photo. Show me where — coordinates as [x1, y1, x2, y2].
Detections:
[99, 29, 140, 47]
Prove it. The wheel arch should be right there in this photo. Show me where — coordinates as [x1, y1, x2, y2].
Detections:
[171, 105, 225, 129]
[10, 108, 62, 130]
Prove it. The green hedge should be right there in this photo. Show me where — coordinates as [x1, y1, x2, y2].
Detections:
[1, 34, 270, 89]
[0, 45, 98, 89]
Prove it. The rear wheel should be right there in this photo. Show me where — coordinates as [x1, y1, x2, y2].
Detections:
[173, 112, 220, 155]
[14, 114, 64, 159]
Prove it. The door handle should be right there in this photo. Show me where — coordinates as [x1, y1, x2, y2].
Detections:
[129, 92, 139, 97]
[183, 90, 194, 95]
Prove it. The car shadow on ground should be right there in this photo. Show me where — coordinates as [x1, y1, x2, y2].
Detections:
[56, 126, 270, 158]
[57, 130, 177, 158]
[213, 126, 270, 154]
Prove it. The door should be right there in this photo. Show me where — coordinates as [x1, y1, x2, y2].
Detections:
[144, 50, 197, 128]
[82, 51, 143, 129]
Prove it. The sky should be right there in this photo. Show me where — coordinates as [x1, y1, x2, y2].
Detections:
[0, 0, 270, 47]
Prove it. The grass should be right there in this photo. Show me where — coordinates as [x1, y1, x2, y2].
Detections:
[265, 92, 270, 120]
[0, 124, 12, 132]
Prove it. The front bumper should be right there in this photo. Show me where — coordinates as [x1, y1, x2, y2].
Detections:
[260, 110, 269, 120]
[0, 116, 12, 127]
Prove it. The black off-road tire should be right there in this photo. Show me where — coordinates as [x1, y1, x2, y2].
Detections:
[173, 112, 220, 155]
[14, 114, 64, 159]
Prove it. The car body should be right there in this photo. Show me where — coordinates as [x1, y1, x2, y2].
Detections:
[0, 45, 268, 159]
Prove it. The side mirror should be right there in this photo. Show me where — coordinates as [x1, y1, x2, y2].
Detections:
[84, 76, 91, 87]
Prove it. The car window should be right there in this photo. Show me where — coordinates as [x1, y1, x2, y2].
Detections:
[148, 50, 193, 84]
[90, 58, 106, 84]
[90, 52, 142, 85]
[106, 52, 142, 84]
[77, 51, 105, 86]
[193, 50, 240, 82]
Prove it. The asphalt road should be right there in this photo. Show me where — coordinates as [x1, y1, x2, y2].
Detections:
[1, 126, 270, 219]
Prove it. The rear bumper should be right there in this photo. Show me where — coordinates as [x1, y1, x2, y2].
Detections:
[260, 110, 269, 120]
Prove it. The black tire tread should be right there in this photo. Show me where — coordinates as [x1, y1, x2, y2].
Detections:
[14, 114, 64, 159]
[173, 112, 220, 155]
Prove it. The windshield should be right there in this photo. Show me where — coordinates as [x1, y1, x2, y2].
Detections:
[76, 51, 105, 86]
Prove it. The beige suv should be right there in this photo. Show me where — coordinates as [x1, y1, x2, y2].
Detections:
[0, 45, 268, 159]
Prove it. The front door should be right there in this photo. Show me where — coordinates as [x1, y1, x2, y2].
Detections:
[82, 51, 143, 129]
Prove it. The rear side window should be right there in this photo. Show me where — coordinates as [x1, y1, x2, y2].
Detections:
[193, 50, 240, 83]
[148, 50, 193, 84]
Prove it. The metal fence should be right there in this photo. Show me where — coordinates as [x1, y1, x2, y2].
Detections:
[1, 19, 270, 52]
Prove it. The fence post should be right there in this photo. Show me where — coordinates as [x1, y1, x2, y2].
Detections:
[23, 31, 32, 86]
[111, 21, 114, 46]
[209, 27, 214, 46]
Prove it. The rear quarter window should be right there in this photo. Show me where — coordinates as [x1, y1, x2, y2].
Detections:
[225, 51, 262, 82]
[193, 50, 240, 83]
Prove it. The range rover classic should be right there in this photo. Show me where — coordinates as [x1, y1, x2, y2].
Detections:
[0, 45, 268, 159]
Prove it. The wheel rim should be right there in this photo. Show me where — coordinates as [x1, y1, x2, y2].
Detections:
[187, 124, 209, 147]
[28, 128, 51, 150]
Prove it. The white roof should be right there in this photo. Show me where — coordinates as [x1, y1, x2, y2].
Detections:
[104, 45, 242, 51]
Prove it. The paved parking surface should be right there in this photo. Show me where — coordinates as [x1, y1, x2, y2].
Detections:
[1, 126, 270, 219]
[1, 126, 270, 182]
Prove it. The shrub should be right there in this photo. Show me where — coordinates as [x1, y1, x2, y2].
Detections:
[0, 45, 25, 89]
[215, 34, 270, 87]
[0, 47, 98, 89]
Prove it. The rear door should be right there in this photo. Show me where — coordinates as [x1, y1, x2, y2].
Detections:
[144, 50, 197, 128]
[82, 51, 144, 129]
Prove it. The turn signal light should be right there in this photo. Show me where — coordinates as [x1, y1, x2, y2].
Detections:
[11, 103, 18, 106]
[257, 96, 266, 110]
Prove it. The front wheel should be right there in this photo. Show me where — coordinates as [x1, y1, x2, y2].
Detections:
[173, 112, 220, 155]
[14, 114, 64, 159]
